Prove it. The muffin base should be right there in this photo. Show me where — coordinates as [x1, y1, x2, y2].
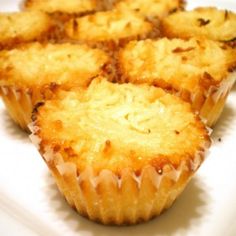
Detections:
[29, 132, 207, 225]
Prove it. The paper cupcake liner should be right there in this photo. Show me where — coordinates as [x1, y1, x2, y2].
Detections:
[0, 85, 51, 131]
[0, 86, 34, 131]
[198, 71, 236, 127]
[29, 127, 208, 225]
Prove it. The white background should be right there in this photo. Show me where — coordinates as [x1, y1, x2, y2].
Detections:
[0, 1, 236, 235]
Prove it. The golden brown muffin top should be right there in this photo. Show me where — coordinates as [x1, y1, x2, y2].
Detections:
[115, 0, 184, 18]
[65, 9, 153, 42]
[0, 11, 53, 47]
[24, 0, 97, 14]
[34, 77, 210, 175]
[118, 38, 236, 93]
[161, 7, 236, 42]
[0, 43, 109, 87]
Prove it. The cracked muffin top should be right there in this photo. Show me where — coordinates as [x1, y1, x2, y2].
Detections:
[33, 77, 210, 175]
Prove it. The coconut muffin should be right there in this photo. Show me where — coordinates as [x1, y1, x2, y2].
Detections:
[118, 37, 236, 126]
[161, 7, 236, 43]
[0, 43, 109, 130]
[64, 9, 156, 49]
[115, 0, 185, 19]
[0, 11, 54, 49]
[30, 77, 211, 225]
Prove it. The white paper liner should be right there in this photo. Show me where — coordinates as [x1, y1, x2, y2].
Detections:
[0, 86, 34, 131]
[199, 71, 236, 127]
[29, 128, 209, 225]
[29, 133, 42, 150]
[211, 72, 236, 103]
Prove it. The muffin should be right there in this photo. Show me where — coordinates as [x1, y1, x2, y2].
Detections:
[64, 9, 157, 50]
[115, 0, 185, 19]
[30, 77, 211, 225]
[161, 7, 236, 43]
[0, 11, 55, 49]
[0, 43, 109, 131]
[118, 37, 236, 126]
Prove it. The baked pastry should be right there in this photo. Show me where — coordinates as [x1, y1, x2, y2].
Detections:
[30, 77, 211, 225]
[64, 9, 157, 50]
[161, 7, 236, 43]
[0, 11, 54, 49]
[118, 37, 236, 126]
[115, 0, 185, 19]
[0, 43, 109, 130]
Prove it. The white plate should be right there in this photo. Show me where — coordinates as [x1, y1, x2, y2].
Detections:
[0, 1, 236, 235]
